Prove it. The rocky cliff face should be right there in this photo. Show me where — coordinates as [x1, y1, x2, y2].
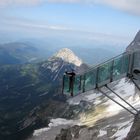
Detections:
[125, 30, 140, 140]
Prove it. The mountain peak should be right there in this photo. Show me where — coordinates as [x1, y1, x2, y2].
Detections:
[134, 30, 140, 41]
[54, 48, 82, 66]
[126, 30, 140, 52]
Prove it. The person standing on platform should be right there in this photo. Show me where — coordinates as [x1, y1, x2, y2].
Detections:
[65, 69, 76, 97]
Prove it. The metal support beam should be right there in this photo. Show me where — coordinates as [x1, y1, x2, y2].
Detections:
[105, 85, 139, 114]
[98, 88, 136, 116]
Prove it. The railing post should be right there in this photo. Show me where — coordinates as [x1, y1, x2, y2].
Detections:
[62, 74, 65, 94]
[120, 55, 124, 74]
[110, 60, 114, 82]
[128, 52, 135, 75]
[79, 76, 82, 91]
[95, 67, 99, 88]
[82, 74, 86, 93]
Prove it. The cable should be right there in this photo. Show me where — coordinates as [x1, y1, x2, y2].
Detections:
[77, 49, 140, 76]
[105, 84, 139, 113]
[131, 78, 140, 92]
[127, 72, 140, 91]
[77, 51, 131, 76]
[97, 88, 136, 116]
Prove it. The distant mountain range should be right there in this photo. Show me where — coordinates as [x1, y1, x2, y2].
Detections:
[0, 39, 121, 66]
[0, 42, 51, 65]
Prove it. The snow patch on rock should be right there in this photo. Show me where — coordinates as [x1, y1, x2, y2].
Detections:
[33, 118, 81, 137]
[98, 129, 107, 137]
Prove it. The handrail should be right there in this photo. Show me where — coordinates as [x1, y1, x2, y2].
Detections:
[77, 50, 140, 76]
[76, 51, 130, 76]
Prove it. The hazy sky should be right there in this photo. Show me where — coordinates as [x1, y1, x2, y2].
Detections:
[0, 0, 140, 46]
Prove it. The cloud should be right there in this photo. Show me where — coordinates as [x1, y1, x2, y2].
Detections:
[47, 0, 140, 15]
[0, 16, 71, 32]
[46, 0, 140, 15]
[0, 0, 44, 7]
[0, 0, 79, 7]
[46, 0, 81, 3]
[95, 0, 140, 15]
[0, 0, 140, 15]
[0, 16, 131, 48]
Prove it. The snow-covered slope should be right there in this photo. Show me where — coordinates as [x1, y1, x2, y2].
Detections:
[54, 48, 82, 67]
[28, 78, 140, 140]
